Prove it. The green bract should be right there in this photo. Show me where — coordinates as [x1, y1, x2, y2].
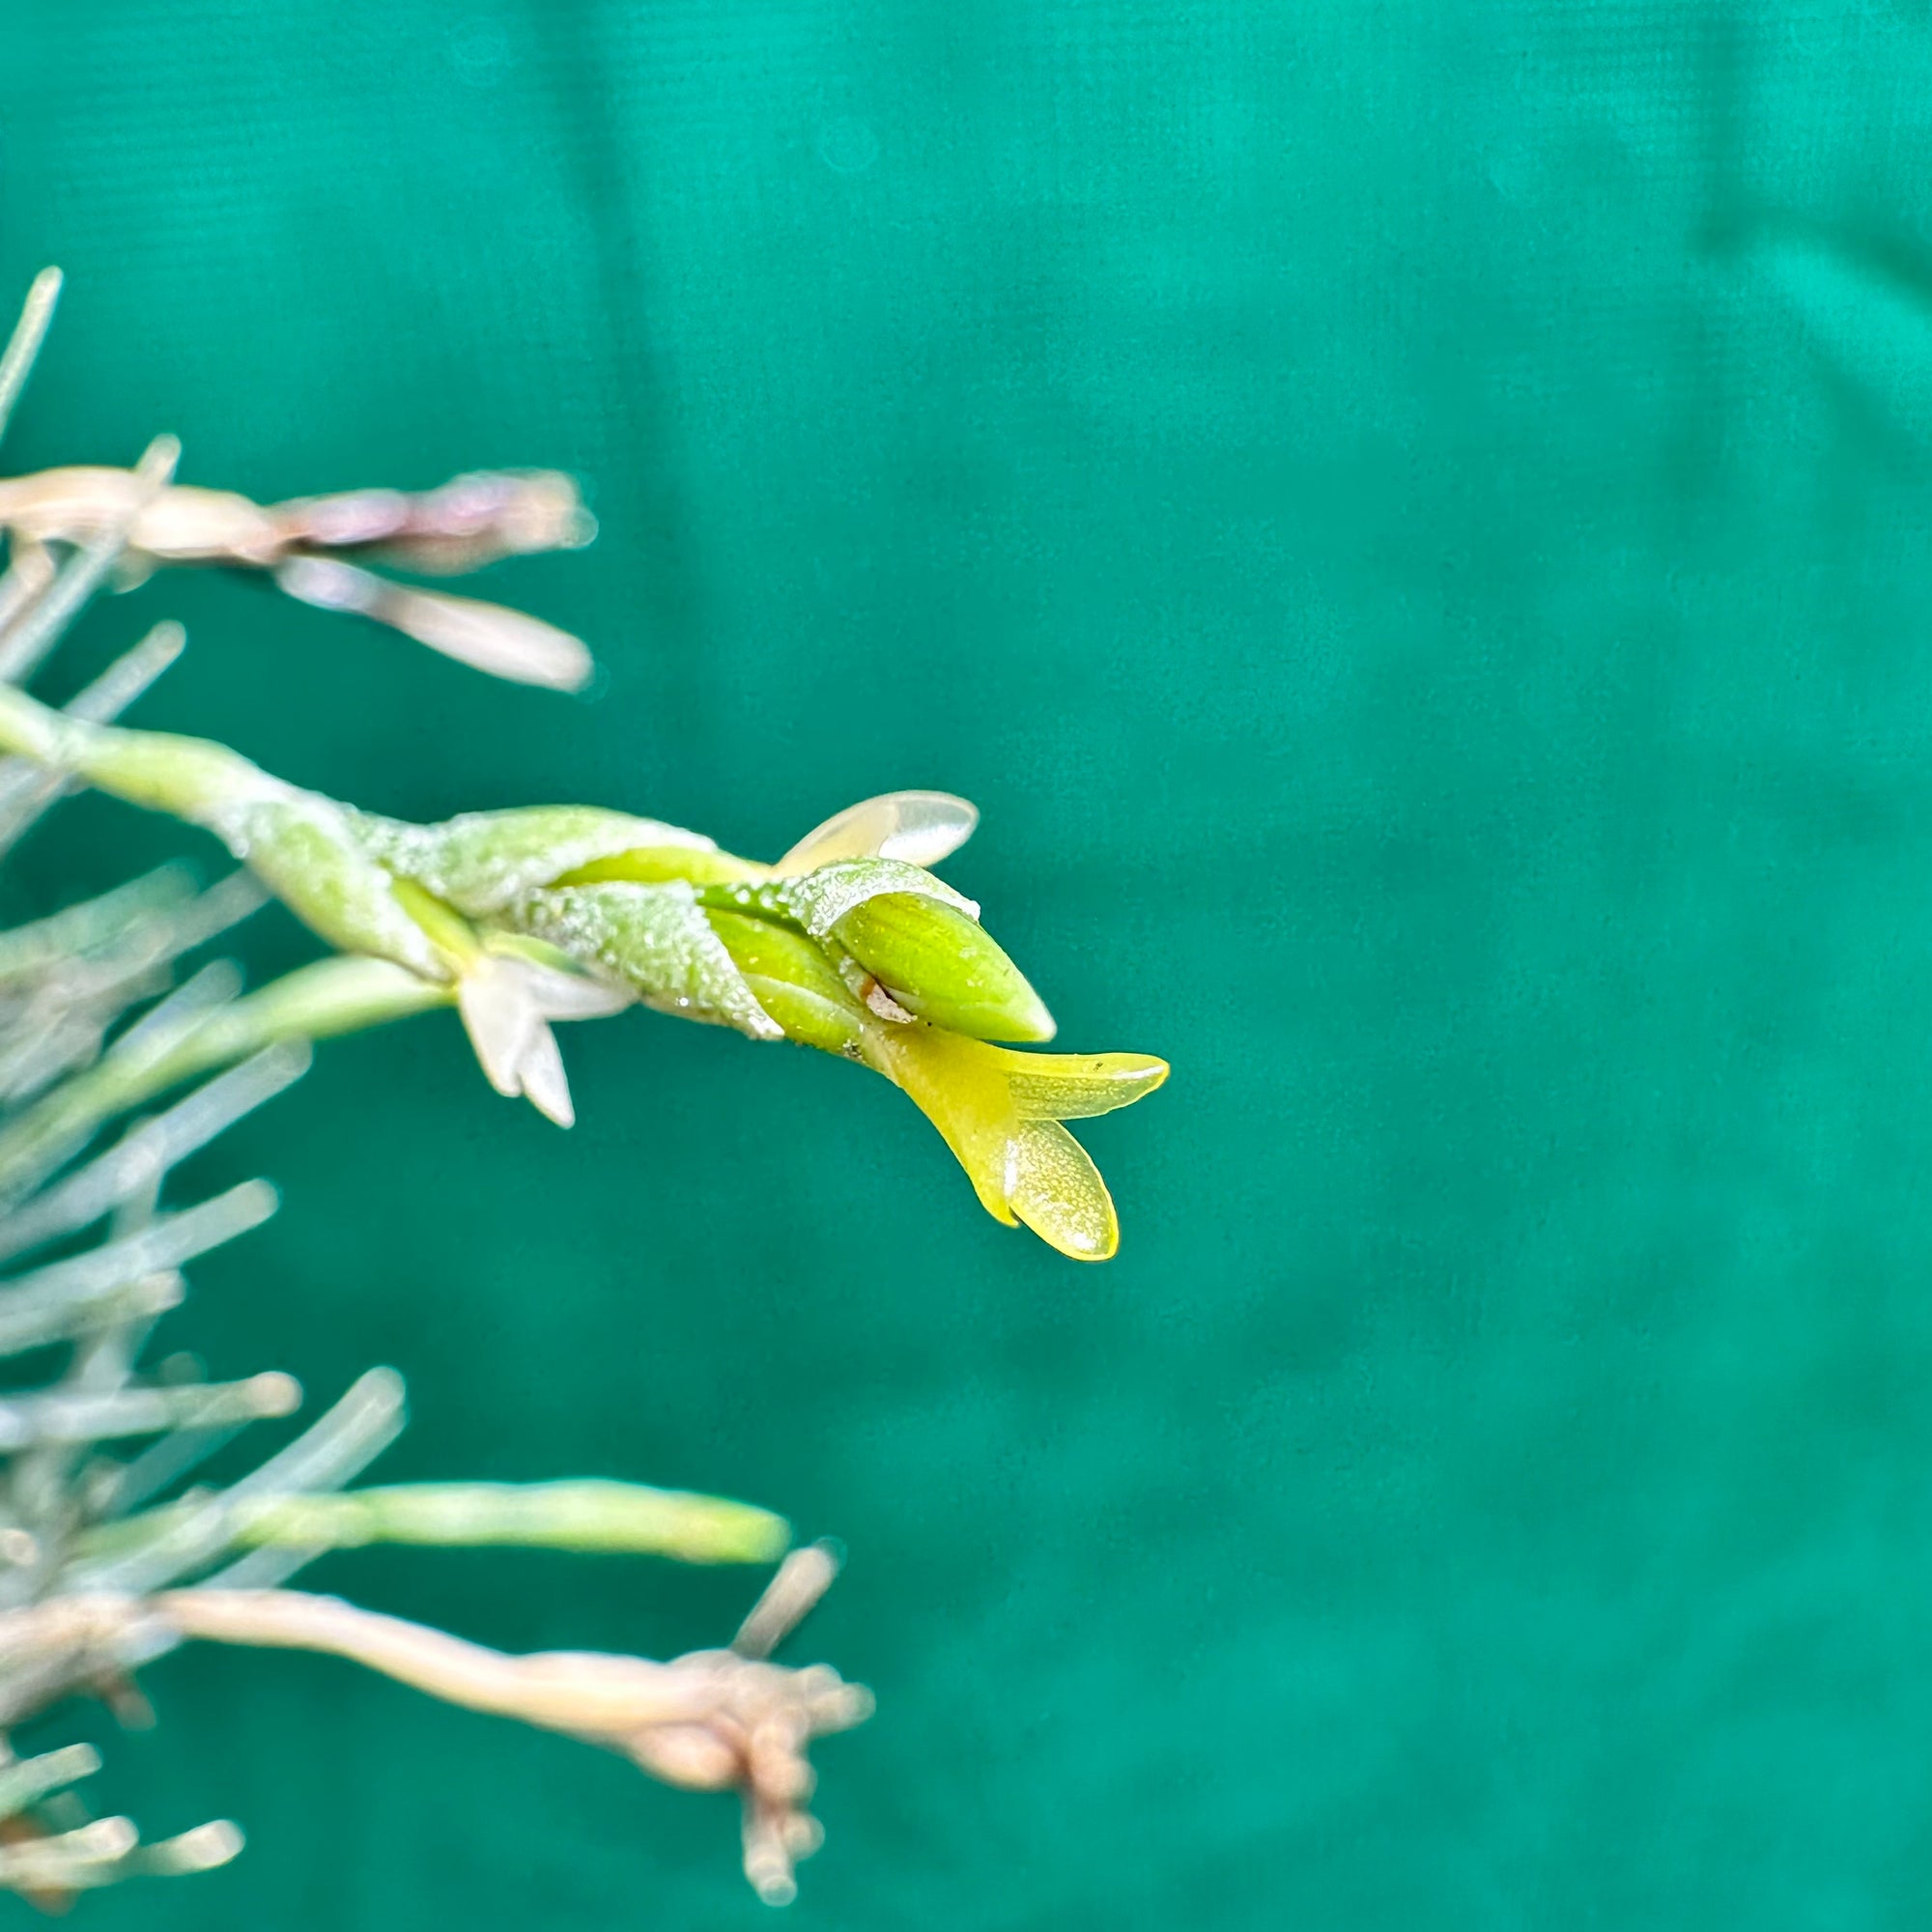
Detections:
[0, 686, 1168, 1259]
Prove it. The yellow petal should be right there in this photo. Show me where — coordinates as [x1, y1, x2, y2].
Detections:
[865, 1023, 1022, 1225]
[861, 1024, 1161, 1257]
[1000, 1050, 1169, 1120]
[1008, 1120, 1120, 1261]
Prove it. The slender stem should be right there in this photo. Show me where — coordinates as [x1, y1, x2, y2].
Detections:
[0, 620, 187, 859]
[0, 269, 61, 452]
[0, 958, 450, 1200]
[156, 1588, 713, 1734]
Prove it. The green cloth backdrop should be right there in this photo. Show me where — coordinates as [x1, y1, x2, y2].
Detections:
[3, 2, 1932, 1925]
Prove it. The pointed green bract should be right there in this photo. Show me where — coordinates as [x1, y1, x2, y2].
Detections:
[776, 855, 976, 937]
[704, 909, 867, 1058]
[514, 880, 781, 1038]
[216, 796, 449, 979]
[556, 843, 769, 889]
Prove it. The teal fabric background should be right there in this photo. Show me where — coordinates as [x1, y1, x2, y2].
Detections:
[1, 1, 1930, 1924]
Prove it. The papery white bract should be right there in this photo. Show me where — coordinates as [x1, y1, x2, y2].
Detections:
[776, 791, 978, 874]
[454, 947, 631, 1128]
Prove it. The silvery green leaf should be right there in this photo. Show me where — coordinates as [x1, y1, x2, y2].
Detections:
[0, 266, 61, 451]
[173, 1478, 787, 1564]
[0, 1744, 99, 1821]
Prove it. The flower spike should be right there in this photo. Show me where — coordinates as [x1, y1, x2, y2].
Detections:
[0, 686, 1168, 1254]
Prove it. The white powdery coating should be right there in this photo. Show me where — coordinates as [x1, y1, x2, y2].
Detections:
[352, 808, 716, 916]
[209, 794, 449, 979]
[511, 882, 782, 1040]
[781, 858, 979, 940]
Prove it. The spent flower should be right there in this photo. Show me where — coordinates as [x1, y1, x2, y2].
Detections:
[0, 464, 596, 690]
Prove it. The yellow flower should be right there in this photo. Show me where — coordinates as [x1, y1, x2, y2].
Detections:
[856, 1024, 1166, 1261]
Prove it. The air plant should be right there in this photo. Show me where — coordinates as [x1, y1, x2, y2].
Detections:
[0, 269, 881, 1908]
[0, 333, 1170, 1258]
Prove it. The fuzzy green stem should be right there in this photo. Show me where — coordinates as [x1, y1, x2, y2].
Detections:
[0, 680, 260, 821]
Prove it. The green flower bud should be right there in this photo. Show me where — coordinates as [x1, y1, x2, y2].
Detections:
[831, 892, 1055, 1043]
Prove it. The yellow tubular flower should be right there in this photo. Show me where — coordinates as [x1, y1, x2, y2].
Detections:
[859, 1026, 1167, 1261]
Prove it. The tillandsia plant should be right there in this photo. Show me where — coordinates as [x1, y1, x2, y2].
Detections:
[0, 281, 1169, 1263]
[0, 269, 881, 1910]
